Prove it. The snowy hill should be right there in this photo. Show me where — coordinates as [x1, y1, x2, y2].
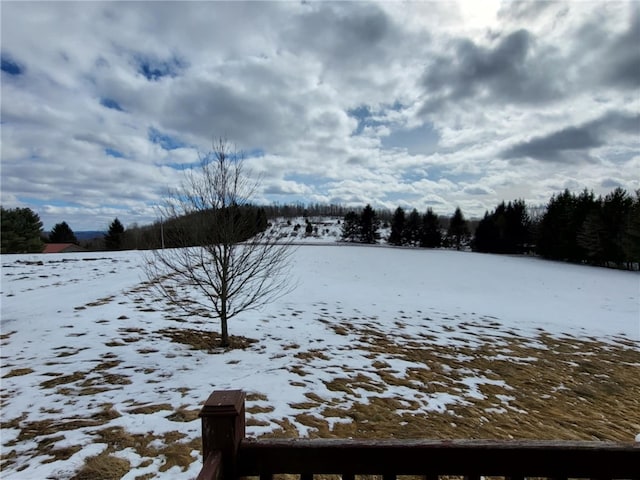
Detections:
[268, 216, 390, 243]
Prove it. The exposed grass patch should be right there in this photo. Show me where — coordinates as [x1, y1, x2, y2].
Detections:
[70, 451, 130, 480]
[55, 347, 89, 358]
[137, 348, 159, 354]
[91, 360, 122, 371]
[247, 392, 269, 402]
[128, 403, 173, 415]
[40, 371, 87, 389]
[165, 406, 200, 422]
[84, 296, 116, 308]
[89, 427, 200, 473]
[247, 405, 275, 414]
[158, 327, 258, 352]
[3, 368, 34, 378]
[295, 349, 330, 361]
[4, 404, 120, 446]
[0, 330, 17, 340]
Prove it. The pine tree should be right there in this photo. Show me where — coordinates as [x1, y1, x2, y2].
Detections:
[388, 207, 405, 246]
[473, 211, 499, 253]
[622, 190, 640, 268]
[404, 209, 421, 246]
[359, 204, 380, 244]
[104, 218, 125, 250]
[49, 221, 78, 244]
[504, 201, 526, 253]
[577, 207, 605, 265]
[1, 207, 45, 253]
[537, 190, 576, 260]
[447, 207, 469, 251]
[420, 208, 442, 248]
[600, 188, 633, 266]
[341, 211, 360, 242]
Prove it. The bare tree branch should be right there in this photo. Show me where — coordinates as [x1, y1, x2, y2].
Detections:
[143, 138, 295, 348]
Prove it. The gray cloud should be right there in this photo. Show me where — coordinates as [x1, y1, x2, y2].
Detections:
[421, 28, 564, 110]
[502, 112, 640, 163]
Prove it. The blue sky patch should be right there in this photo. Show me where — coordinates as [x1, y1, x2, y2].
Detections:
[105, 148, 125, 158]
[382, 123, 439, 155]
[348, 105, 384, 135]
[1, 53, 23, 75]
[135, 53, 187, 81]
[100, 97, 124, 111]
[148, 127, 187, 150]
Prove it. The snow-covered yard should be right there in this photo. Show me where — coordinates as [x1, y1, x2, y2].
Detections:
[1, 245, 639, 479]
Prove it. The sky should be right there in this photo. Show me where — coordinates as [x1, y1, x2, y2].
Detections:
[1, 1, 639, 231]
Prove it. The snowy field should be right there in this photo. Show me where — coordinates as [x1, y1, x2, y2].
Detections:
[1, 245, 639, 479]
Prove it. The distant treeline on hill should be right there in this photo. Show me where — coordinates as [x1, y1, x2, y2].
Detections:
[2, 187, 638, 270]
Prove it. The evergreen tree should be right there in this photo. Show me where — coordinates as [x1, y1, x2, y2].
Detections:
[255, 207, 268, 233]
[104, 218, 125, 250]
[447, 207, 469, 250]
[505, 199, 531, 253]
[600, 187, 633, 266]
[473, 210, 499, 253]
[537, 190, 577, 260]
[388, 207, 405, 246]
[359, 204, 380, 244]
[420, 208, 442, 248]
[622, 190, 640, 267]
[577, 206, 606, 265]
[341, 211, 360, 242]
[403, 208, 421, 246]
[473, 200, 531, 254]
[536, 188, 632, 266]
[49, 221, 78, 244]
[1, 206, 45, 253]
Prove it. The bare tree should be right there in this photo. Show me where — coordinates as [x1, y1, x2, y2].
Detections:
[144, 139, 294, 348]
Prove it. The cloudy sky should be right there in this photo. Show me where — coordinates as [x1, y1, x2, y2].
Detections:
[1, 1, 638, 231]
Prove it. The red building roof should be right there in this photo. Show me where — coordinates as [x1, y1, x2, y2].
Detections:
[42, 243, 86, 254]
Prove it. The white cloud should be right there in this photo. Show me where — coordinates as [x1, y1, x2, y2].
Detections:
[1, 1, 638, 231]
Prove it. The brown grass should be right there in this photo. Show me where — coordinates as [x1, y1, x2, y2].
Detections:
[70, 451, 130, 480]
[127, 403, 173, 415]
[0, 330, 16, 341]
[260, 318, 640, 443]
[158, 327, 258, 351]
[247, 405, 275, 414]
[165, 406, 200, 422]
[3, 404, 121, 447]
[88, 426, 200, 473]
[39, 371, 87, 389]
[2, 368, 34, 378]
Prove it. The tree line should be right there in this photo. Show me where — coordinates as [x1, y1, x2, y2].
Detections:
[339, 187, 639, 270]
[2, 187, 638, 269]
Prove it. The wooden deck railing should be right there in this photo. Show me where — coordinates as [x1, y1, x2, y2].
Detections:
[196, 390, 640, 480]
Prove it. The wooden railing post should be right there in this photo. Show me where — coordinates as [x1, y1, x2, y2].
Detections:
[199, 390, 246, 480]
